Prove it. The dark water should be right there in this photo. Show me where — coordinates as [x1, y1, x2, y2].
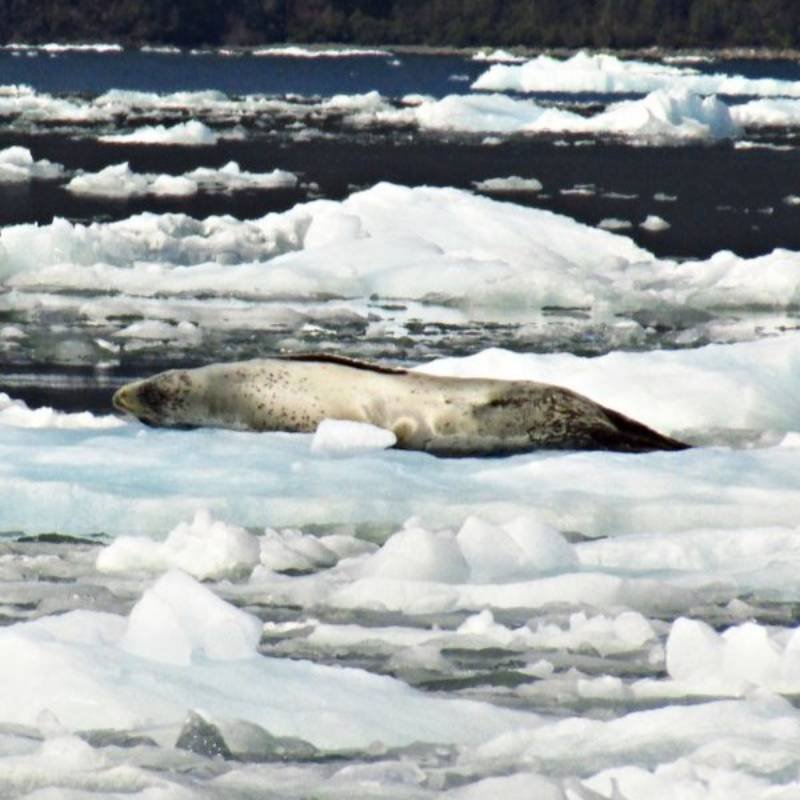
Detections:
[4, 47, 800, 98]
[0, 48, 484, 97]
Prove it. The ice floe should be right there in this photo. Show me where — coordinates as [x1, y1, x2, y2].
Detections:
[5, 183, 800, 313]
[66, 162, 195, 198]
[1, 335, 800, 538]
[472, 48, 527, 63]
[0, 146, 63, 183]
[598, 217, 633, 231]
[185, 161, 298, 192]
[473, 175, 543, 192]
[0, 392, 123, 429]
[252, 46, 392, 58]
[97, 509, 260, 580]
[367, 89, 739, 142]
[2, 80, 800, 144]
[3, 42, 123, 54]
[640, 214, 671, 232]
[99, 120, 221, 145]
[66, 161, 297, 198]
[473, 50, 800, 98]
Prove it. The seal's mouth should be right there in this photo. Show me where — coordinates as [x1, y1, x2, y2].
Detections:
[112, 383, 152, 422]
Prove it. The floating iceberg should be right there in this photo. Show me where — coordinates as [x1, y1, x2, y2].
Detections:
[473, 50, 800, 98]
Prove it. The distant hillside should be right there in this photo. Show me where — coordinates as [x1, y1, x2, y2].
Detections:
[2, 0, 800, 50]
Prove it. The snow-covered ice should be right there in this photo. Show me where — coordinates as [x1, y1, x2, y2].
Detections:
[5, 183, 800, 314]
[2, 335, 800, 539]
[473, 50, 800, 98]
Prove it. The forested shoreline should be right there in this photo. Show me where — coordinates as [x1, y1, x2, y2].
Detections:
[1, 0, 800, 51]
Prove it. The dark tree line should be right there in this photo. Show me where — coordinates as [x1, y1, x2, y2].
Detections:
[2, 0, 800, 49]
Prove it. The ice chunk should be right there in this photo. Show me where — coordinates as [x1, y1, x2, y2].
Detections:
[0, 392, 123, 429]
[640, 214, 671, 232]
[66, 163, 151, 198]
[0, 146, 63, 182]
[120, 569, 262, 665]
[96, 509, 261, 580]
[456, 515, 577, 582]
[186, 161, 298, 192]
[359, 524, 470, 584]
[374, 89, 739, 142]
[67, 161, 297, 199]
[665, 617, 800, 693]
[311, 419, 397, 454]
[528, 611, 656, 656]
[148, 173, 199, 196]
[473, 176, 543, 192]
[598, 217, 633, 231]
[100, 120, 220, 145]
[259, 527, 338, 573]
[472, 48, 527, 63]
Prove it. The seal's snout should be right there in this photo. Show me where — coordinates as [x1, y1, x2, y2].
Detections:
[112, 383, 141, 417]
[112, 386, 128, 413]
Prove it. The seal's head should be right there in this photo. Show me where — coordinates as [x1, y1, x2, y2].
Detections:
[112, 369, 198, 428]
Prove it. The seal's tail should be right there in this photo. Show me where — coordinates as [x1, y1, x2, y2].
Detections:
[596, 406, 691, 453]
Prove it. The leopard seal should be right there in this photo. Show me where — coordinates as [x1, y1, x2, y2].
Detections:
[112, 354, 689, 457]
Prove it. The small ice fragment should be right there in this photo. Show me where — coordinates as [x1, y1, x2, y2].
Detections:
[120, 569, 262, 665]
[473, 176, 543, 193]
[598, 217, 633, 231]
[311, 419, 397, 454]
[640, 214, 671, 232]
